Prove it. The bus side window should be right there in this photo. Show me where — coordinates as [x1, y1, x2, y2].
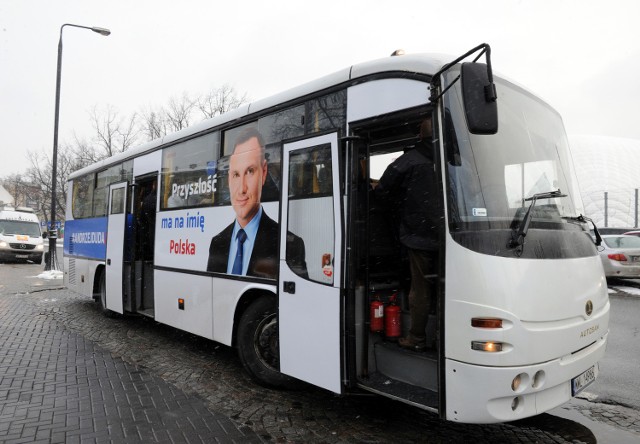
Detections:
[287, 143, 335, 284]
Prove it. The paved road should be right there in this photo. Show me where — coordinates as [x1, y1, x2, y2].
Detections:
[585, 281, 640, 410]
[1, 261, 639, 443]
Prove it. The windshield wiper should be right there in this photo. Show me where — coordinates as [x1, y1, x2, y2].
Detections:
[509, 189, 567, 250]
[562, 214, 602, 247]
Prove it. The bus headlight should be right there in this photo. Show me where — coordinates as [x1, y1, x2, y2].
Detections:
[511, 374, 522, 391]
[511, 373, 530, 392]
[471, 341, 503, 352]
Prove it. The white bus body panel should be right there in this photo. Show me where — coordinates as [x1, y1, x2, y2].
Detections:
[155, 270, 214, 340]
[444, 236, 609, 423]
[64, 256, 102, 298]
[154, 270, 277, 345]
[133, 150, 161, 178]
[347, 79, 429, 123]
[209, 279, 277, 346]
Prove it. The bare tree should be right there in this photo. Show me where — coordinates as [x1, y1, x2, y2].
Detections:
[89, 105, 139, 158]
[7, 84, 250, 225]
[165, 92, 195, 132]
[139, 106, 169, 141]
[197, 84, 248, 119]
[23, 141, 87, 227]
[138, 85, 248, 142]
[69, 134, 101, 167]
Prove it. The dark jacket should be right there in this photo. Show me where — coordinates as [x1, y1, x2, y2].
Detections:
[206, 210, 307, 279]
[374, 144, 440, 251]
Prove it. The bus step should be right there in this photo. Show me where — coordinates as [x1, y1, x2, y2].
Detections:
[359, 371, 438, 411]
[373, 341, 437, 391]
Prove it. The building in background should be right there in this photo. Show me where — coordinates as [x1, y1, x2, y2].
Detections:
[0, 184, 14, 206]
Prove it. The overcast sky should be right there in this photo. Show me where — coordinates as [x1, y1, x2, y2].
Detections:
[1, 0, 639, 178]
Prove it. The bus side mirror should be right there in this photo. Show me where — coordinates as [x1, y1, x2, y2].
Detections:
[461, 62, 498, 135]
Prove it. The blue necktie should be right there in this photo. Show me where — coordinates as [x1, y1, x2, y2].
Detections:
[231, 229, 247, 275]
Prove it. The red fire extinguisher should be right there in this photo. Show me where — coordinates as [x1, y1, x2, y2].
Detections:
[384, 293, 402, 339]
[370, 295, 384, 332]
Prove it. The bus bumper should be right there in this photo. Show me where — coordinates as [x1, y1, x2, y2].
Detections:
[444, 330, 608, 423]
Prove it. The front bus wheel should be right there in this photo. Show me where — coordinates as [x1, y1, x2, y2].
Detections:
[237, 296, 299, 389]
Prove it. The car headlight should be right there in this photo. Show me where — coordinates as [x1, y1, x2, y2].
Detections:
[36, 244, 44, 251]
[0, 241, 7, 248]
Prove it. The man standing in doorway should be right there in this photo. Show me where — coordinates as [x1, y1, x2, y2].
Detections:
[374, 116, 440, 351]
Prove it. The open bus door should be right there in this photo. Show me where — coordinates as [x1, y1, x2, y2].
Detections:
[278, 133, 343, 393]
[349, 112, 442, 414]
[105, 181, 128, 314]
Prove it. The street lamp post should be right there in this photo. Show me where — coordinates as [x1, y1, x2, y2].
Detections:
[46, 24, 110, 271]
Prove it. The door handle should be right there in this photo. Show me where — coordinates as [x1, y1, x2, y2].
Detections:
[283, 281, 295, 294]
[107, 259, 111, 265]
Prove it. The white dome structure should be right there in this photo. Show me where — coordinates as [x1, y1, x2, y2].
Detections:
[570, 135, 640, 229]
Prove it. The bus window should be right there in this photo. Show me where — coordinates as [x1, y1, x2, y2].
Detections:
[161, 132, 220, 209]
[94, 162, 133, 216]
[286, 143, 334, 284]
[72, 175, 95, 219]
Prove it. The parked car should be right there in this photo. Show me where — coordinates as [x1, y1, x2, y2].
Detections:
[598, 235, 640, 278]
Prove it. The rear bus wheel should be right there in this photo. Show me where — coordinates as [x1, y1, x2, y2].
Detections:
[98, 272, 115, 317]
[237, 297, 299, 389]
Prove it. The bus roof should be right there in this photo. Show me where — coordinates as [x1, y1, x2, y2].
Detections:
[68, 53, 451, 181]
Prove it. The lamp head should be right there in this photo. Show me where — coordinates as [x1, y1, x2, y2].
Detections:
[91, 27, 111, 36]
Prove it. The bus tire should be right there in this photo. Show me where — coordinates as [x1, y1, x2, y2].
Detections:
[98, 272, 115, 318]
[237, 297, 299, 389]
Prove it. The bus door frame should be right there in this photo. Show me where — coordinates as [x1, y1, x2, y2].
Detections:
[105, 181, 128, 314]
[278, 132, 343, 394]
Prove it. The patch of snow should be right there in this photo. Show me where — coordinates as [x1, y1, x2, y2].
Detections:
[36, 270, 63, 280]
[611, 286, 640, 297]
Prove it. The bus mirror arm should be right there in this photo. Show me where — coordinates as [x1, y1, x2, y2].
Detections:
[429, 43, 494, 103]
[429, 43, 498, 135]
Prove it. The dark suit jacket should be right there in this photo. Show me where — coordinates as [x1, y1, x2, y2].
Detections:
[206, 210, 308, 279]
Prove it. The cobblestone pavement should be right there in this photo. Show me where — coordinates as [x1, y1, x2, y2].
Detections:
[0, 286, 261, 443]
[583, 401, 640, 434]
[1, 268, 640, 443]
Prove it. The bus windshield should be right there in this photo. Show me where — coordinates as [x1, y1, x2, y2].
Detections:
[443, 71, 594, 259]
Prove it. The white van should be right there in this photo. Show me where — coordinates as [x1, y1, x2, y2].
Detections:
[0, 205, 44, 263]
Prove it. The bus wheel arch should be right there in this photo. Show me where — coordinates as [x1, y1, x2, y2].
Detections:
[92, 265, 105, 302]
[93, 265, 114, 317]
[235, 291, 299, 389]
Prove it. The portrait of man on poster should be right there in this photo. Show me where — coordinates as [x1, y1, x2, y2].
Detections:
[206, 128, 307, 279]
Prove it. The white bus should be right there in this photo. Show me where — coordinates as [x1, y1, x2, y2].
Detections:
[63, 44, 608, 423]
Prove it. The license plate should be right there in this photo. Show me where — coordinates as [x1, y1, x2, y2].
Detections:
[16, 254, 28, 259]
[631, 256, 640, 263]
[572, 364, 598, 396]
